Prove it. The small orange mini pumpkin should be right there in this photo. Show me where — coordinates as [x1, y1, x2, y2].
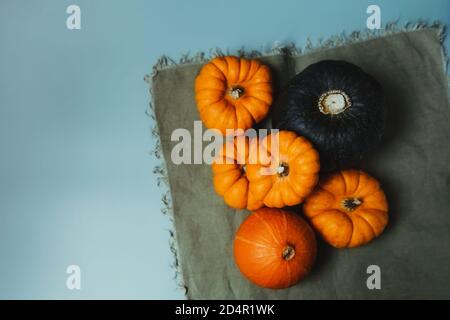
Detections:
[234, 207, 317, 289]
[195, 56, 273, 135]
[303, 170, 389, 248]
[212, 136, 263, 210]
[246, 131, 320, 208]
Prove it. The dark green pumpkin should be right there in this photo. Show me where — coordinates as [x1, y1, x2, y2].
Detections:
[272, 60, 386, 171]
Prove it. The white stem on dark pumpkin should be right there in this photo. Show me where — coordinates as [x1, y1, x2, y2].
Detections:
[318, 90, 352, 115]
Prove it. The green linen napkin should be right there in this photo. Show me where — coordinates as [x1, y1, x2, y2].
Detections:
[148, 25, 450, 299]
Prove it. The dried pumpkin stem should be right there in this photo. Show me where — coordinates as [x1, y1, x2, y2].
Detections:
[282, 245, 296, 261]
[229, 86, 244, 99]
[277, 163, 289, 177]
[342, 198, 363, 211]
[318, 90, 352, 115]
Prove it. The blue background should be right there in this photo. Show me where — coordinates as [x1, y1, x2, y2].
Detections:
[0, 0, 448, 299]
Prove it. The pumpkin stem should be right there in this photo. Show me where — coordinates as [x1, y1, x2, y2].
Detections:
[342, 198, 363, 211]
[241, 164, 247, 173]
[229, 86, 244, 99]
[282, 245, 296, 261]
[277, 162, 289, 177]
[318, 90, 352, 115]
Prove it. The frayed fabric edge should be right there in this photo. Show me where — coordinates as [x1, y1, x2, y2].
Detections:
[150, 20, 448, 76]
[143, 82, 188, 296]
[144, 20, 449, 299]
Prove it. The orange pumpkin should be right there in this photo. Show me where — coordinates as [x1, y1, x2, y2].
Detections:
[195, 56, 273, 135]
[234, 207, 317, 289]
[212, 136, 263, 210]
[246, 131, 320, 208]
[303, 170, 389, 248]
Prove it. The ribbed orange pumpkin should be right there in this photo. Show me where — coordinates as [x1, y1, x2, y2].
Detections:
[195, 56, 273, 135]
[246, 131, 320, 208]
[234, 208, 317, 289]
[303, 170, 389, 248]
[212, 136, 264, 210]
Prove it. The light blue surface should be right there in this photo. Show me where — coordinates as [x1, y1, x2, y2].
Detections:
[0, 0, 448, 299]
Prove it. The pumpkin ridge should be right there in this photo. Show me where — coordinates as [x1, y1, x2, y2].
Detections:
[202, 72, 226, 83]
[197, 100, 223, 115]
[242, 82, 272, 92]
[360, 208, 388, 216]
[341, 170, 361, 196]
[352, 170, 362, 195]
[247, 167, 268, 182]
[338, 171, 348, 195]
[283, 210, 288, 236]
[312, 209, 354, 247]
[237, 59, 251, 82]
[353, 211, 379, 237]
[260, 260, 283, 288]
[362, 189, 387, 204]
[212, 162, 237, 174]
[253, 212, 283, 246]
[289, 173, 319, 196]
[202, 59, 226, 76]
[292, 219, 315, 244]
[195, 92, 225, 106]
[194, 87, 225, 95]
[221, 107, 238, 132]
[224, 56, 240, 81]
[284, 262, 293, 288]
[348, 214, 376, 246]
[343, 215, 355, 247]
[246, 63, 262, 80]
[288, 144, 313, 159]
[247, 59, 262, 78]
[357, 209, 388, 232]
[281, 136, 299, 158]
[246, 90, 273, 105]
[199, 101, 228, 127]
[238, 97, 267, 122]
[286, 175, 306, 198]
[317, 187, 337, 201]
[211, 58, 229, 77]
[289, 155, 319, 175]
[214, 170, 241, 193]
[249, 66, 272, 85]
[290, 257, 309, 274]
[235, 100, 257, 123]
[235, 235, 274, 250]
[243, 94, 271, 107]
[226, 173, 247, 192]
[235, 103, 255, 128]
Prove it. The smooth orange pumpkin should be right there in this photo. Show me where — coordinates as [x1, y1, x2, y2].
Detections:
[195, 56, 273, 135]
[234, 207, 317, 289]
[212, 136, 264, 210]
[246, 131, 320, 208]
[303, 170, 389, 248]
